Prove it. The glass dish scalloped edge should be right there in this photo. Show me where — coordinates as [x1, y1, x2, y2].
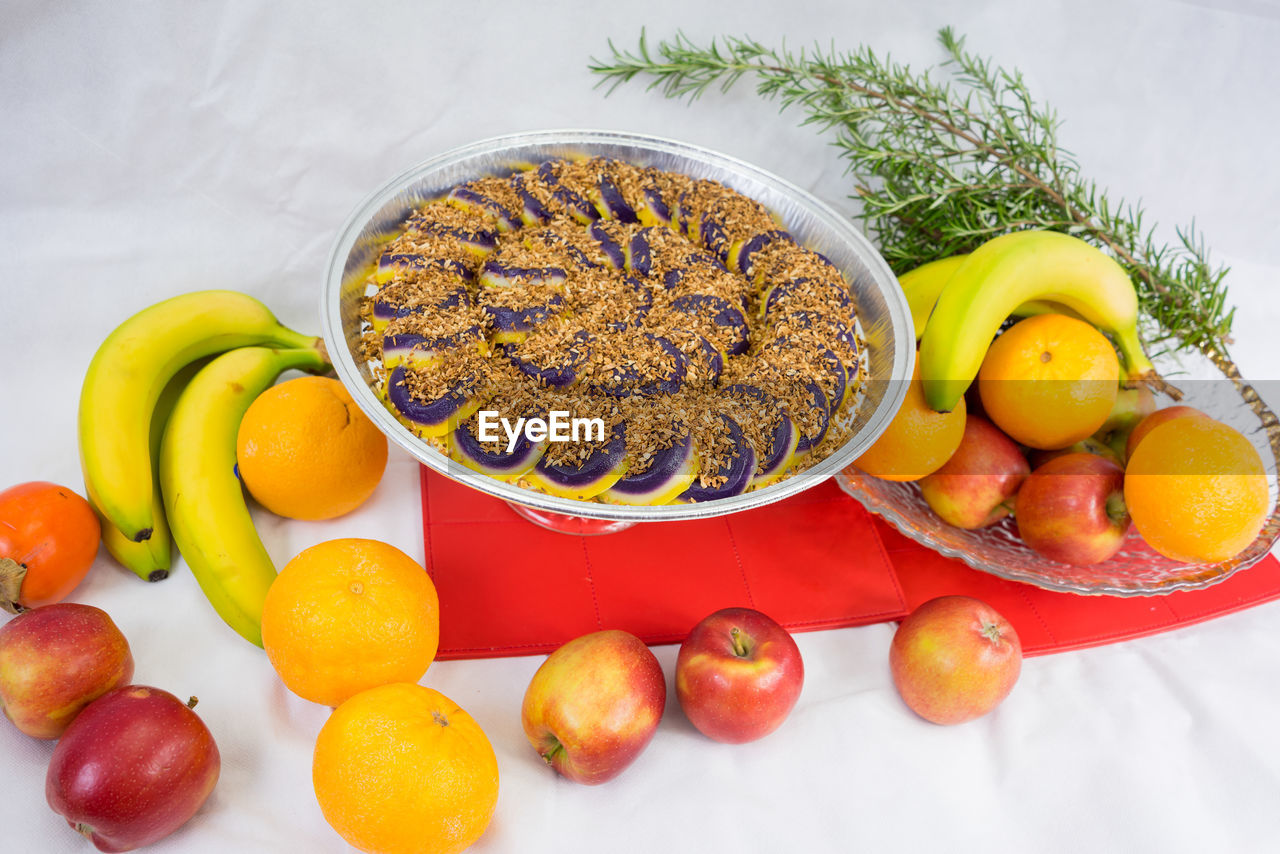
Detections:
[837, 343, 1280, 596]
[321, 129, 914, 522]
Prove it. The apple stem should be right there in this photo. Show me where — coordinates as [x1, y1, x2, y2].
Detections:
[0, 558, 25, 615]
[1105, 492, 1129, 525]
[980, 622, 1004, 645]
[541, 737, 564, 765]
[187, 696, 199, 710]
[730, 627, 751, 658]
[74, 823, 94, 840]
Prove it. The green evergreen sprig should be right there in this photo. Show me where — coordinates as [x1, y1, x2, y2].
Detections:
[590, 28, 1235, 360]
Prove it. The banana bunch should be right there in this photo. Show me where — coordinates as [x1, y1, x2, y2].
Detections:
[78, 290, 329, 644]
[902, 230, 1156, 412]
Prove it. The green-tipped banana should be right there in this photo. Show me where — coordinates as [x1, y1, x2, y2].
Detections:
[900, 254, 1082, 341]
[159, 346, 329, 647]
[79, 290, 320, 543]
[91, 359, 210, 582]
[918, 230, 1155, 412]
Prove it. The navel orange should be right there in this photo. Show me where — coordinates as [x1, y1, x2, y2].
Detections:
[1125, 418, 1269, 564]
[313, 683, 499, 854]
[261, 538, 439, 707]
[852, 359, 966, 481]
[236, 376, 387, 520]
[978, 313, 1120, 450]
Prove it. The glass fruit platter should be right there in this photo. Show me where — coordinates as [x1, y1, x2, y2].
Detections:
[838, 344, 1280, 595]
[321, 130, 914, 523]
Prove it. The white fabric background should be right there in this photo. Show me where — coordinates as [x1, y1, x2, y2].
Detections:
[3, 1, 1280, 852]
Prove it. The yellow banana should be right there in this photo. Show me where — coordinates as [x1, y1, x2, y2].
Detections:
[918, 230, 1155, 412]
[79, 290, 320, 543]
[159, 346, 329, 646]
[91, 359, 210, 582]
[899, 254, 1081, 340]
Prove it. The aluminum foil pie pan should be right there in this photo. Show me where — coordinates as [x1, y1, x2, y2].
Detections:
[321, 129, 913, 522]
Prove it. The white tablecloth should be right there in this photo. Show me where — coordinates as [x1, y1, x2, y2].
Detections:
[4, 2, 1280, 852]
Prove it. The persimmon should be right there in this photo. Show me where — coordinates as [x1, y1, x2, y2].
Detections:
[0, 482, 101, 612]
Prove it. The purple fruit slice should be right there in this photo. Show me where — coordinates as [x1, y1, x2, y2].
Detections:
[409, 217, 498, 256]
[537, 161, 600, 224]
[447, 186, 522, 232]
[638, 186, 673, 226]
[678, 415, 756, 502]
[450, 412, 550, 478]
[375, 254, 475, 284]
[596, 174, 639, 223]
[587, 221, 626, 269]
[667, 330, 724, 385]
[510, 172, 553, 225]
[507, 330, 591, 387]
[526, 426, 628, 500]
[771, 310, 858, 354]
[723, 384, 799, 486]
[483, 295, 565, 344]
[372, 286, 469, 331]
[589, 335, 686, 397]
[386, 365, 481, 437]
[698, 213, 732, 263]
[728, 229, 792, 277]
[626, 230, 653, 276]
[381, 327, 484, 369]
[600, 431, 698, 506]
[792, 379, 831, 456]
[479, 260, 567, 290]
[662, 249, 731, 289]
[669, 294, 749, 355]
[760, 276, 852, 320]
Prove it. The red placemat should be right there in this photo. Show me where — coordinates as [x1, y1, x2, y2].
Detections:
[419, 467, 1280, 659]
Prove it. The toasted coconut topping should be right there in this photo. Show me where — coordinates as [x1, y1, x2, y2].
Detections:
[361, 157, 865, 501]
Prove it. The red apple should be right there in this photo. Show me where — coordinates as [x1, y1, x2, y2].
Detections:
[889, 595, 1021, 725]
[46, 685, 221, 853]
[675, 607, 803, 744]
[521, 629, 665, 785]
[1015, 453, 1130, 565]
[920, 416, 1029, 529]
[0, 603, 134, 739]
[1125, 405, 1208, 459]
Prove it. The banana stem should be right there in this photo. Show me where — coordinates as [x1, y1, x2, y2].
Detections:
[274, 344, 331, 375]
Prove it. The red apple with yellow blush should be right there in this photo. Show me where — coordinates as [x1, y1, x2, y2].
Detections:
[1016, 453, 1130, 565]
[920, 416, 1029, 529]
[0, 603, 134, 739]
[521, 629, 665, 785]
[890, 596, 1021, 725]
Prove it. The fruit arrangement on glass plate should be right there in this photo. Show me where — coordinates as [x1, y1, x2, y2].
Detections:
[852, 229, 1270, 569]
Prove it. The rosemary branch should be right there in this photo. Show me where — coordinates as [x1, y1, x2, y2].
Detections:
[590, 28, 1235, 361]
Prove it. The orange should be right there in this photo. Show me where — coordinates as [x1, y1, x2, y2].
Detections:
[1125, 418, 1270, 564]
[313, 683, 499, 854]
[978, 313, 1120, 450]
[261, 538, 439, 707]
[853, 358, 966, 481]
[237, 376, 388, 520]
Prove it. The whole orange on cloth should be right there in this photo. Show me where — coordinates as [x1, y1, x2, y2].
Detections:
[978, 313, 1119, 450]
[236, 376, 387, 520]
[1124, 417, 1269, 564]
[313, 682, 498, 854]
[261, 538, 439, 707]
